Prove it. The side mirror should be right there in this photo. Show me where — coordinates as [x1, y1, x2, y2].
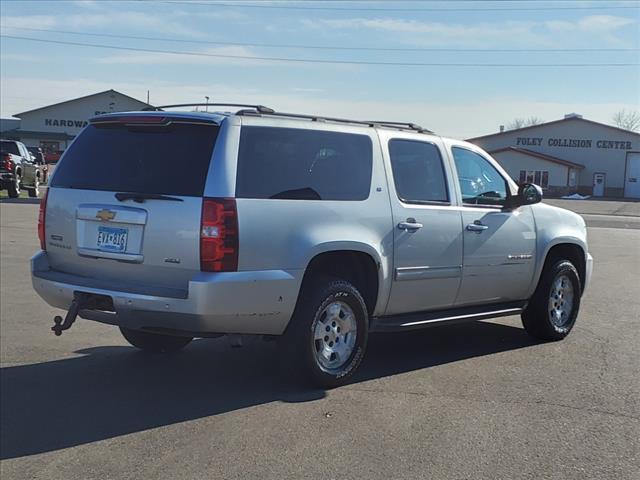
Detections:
[505, 183, 543, 209]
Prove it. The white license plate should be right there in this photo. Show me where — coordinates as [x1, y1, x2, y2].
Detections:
[97, 226, 128, 253]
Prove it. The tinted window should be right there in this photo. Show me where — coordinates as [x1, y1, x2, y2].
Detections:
[1, 141, 20, 156]
[452, 147, 508, 206]
[51, 123, 219, 196]
[389, 139, 449, 203]
[236, 127, 372, 201]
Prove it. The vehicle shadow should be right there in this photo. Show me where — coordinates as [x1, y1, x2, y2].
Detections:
[0, 320, 537, 459]
[0, 197, 41, 204]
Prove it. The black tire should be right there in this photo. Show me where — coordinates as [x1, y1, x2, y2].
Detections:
[28, 176, 40, 198]
[522, 259, 581, 341]
[119, 327, 193, 353]
[7, 174, 20, 198]
[281, 278, 369, 389]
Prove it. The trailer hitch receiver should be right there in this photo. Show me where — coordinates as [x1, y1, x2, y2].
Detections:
[52, 292, 111, 336]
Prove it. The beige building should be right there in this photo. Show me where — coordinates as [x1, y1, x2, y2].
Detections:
[468, 114, 640, 198]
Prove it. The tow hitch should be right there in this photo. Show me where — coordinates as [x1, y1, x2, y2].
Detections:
[52, 292, 113, 336]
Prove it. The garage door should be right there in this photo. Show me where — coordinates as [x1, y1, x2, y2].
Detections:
[625, 152, 640, 198]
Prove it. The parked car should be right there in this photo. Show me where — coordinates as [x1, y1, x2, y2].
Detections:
[26, 146, 49, 184]
[1, 139, 43, 197]
[31, 105, 593, 388]
[44, 150, 62, 164]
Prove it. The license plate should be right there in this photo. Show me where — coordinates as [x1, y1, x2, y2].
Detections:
[97, 226, 128, 253]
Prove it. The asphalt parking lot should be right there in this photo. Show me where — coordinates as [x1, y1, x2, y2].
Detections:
[1, 201, 639, 480]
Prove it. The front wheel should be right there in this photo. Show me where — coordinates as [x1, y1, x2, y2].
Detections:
[282, 278, 369, 388]
[522, 259, 581, 341]
[120, 327, 193, 353]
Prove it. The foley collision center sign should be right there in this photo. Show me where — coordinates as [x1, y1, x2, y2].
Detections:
[516, 136, 633, 150]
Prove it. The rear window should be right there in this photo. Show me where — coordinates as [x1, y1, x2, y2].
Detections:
[1, 141, 20, 156]
[236, 126, 372, 201]
[51, 122, 219, 197]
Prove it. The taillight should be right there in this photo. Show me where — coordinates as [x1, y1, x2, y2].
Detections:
[200, 198, 238, 272]
[2, 154, 14, 171]
[38, 188, 49, 251]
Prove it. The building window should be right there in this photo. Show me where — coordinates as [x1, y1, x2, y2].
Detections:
[519, 170, 550, 188]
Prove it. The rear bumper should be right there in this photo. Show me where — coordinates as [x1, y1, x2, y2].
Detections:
[31, 251, 302, 335]
[584, 252, 594, 293]
[1, 172, 15, 186]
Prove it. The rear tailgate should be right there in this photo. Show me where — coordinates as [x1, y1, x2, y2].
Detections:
[44, 115, 220, 294]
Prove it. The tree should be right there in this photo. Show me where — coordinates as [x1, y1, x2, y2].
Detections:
[507, 116, 544, 130]
[612, 109, 640, 132]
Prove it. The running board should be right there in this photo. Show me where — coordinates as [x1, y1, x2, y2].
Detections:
[370, 301, 526, 333]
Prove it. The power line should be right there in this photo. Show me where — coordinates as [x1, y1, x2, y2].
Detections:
[162, 0, 640, 11]
[2, 26, 637, 53]
[2, 34, 638, 67]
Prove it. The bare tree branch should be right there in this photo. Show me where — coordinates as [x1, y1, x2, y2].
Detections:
[612, 109, 640, 132]
[507, 116, 544, 130]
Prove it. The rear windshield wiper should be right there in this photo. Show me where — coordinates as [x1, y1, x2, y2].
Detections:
[269, 187, 322, 200]
[115, 192, 183, 203]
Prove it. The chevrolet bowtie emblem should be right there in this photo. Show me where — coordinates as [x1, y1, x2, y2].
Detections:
[96, 209, 116, 221]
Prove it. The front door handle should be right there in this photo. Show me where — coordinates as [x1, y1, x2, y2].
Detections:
[466, 221, 489, 233]
[398, 218, 423, 231]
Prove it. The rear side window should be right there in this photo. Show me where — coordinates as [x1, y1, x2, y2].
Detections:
[388, 139, 449, 203]
[1, 141, 20, 156]
[236, 126, 372, 200]
[51, 123, 219, 197]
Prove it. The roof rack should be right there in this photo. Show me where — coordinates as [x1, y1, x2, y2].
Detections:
[366, 121, 433, 133]
[144, 104, 434, 133]
[238, 110, 434, 133]
[240, 110, 377, 127]
[144, 103, 275, 114]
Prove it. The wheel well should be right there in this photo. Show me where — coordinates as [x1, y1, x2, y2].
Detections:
[301, 251, 379, 315]
[545, 243, 586, 292]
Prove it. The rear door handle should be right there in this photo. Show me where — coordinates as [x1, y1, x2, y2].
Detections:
[398, 218, 423, 231]
[466, 221, 489, 233]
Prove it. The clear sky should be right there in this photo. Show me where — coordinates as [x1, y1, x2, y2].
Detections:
[1, 0, 638, 138]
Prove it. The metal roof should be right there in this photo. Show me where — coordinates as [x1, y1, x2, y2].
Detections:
[14, 89, 152, 117]
[468, 116, 640, 142]
[488, 147, 585, 169]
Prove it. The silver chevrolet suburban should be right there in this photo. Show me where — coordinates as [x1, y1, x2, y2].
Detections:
[31, 103, 593, 387]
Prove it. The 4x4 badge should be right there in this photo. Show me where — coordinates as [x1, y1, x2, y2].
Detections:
[96, 209, 116, 221]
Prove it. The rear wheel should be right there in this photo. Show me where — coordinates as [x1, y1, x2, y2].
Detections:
[7, 174, 20, 198]
[27, 176, 40, 198]
[281, 278, 368, 388]
[522, 259, 581, 341]
[120, 327, 193, 353]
